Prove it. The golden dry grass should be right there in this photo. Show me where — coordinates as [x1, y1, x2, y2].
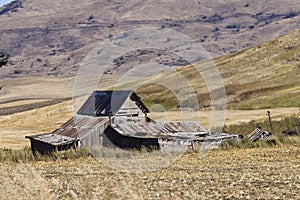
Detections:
[0, 96, 298, 149]
[0, 100, 73, 149]
[0, 146, 299, 199]
[149, 107, 299, 126]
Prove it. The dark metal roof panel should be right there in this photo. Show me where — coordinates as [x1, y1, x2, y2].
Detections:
[77, 90, 132, 116]
[77, 90, 149, 116]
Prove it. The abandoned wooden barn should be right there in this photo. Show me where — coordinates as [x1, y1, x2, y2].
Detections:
[26, 90, 156, 153]
[26, 90, 238, 154]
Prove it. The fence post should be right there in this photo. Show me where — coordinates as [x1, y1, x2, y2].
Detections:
[267, 111, 273, 133]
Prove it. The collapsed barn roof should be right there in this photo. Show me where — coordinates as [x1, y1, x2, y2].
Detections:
[26, 90, 239, 153]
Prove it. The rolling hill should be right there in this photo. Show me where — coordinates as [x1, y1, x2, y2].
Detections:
[136, 29, 300, 110]
[0, 0, 300, 79]
[0, 28, 299, 112]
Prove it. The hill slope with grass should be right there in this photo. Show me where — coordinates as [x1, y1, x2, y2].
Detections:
[136, 29, 300, 110]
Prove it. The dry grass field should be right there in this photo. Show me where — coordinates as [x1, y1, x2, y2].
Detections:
[0, 146, 299, 199]
[0, 96, 298, 149]
[0, 100, 73, 149]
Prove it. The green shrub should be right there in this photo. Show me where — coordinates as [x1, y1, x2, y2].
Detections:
[221, 116, 300, 149]
[220, 137, 280, 150]
[223, 116, 299, 136]
[248, 25, 255, 29]
[0, 51, 10, 67]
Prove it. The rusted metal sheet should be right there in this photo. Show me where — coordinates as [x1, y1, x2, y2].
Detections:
[77, 90, 131, 116]
[52, 116, 109, 138]
[117, 123, 165, 134]
[52, 128, 96, 139]
[116, 122, 206, 134]
[164, 121, 207, 132]
[60, 116, 106, 130]
[112, 122, 208, 139]
[26, 116, 110, 149]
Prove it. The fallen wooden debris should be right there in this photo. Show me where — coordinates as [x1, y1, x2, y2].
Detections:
[247, 127, 273, 142]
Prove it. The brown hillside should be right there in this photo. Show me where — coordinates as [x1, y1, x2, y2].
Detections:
[136, 29, 300, 110]
[0, 0, 300, 78]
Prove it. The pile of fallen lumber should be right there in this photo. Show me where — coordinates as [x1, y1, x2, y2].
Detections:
[247, 127, 273, 142]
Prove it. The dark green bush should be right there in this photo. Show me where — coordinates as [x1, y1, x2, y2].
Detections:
[225, 24, 240, 29]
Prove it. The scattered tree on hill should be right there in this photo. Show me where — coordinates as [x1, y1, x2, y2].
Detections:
[225, 24, 240, 29]
[284, 12, 298, 19]
[0, 51, 10, 67]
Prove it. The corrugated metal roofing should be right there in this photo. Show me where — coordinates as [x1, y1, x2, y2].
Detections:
[53, 116, 108, 139]
[25, 133, 74, 146]
[77, 90, 149, 116]
[164, 122, 207, 132]
[26, 116, 109, 146]
[52, 128, 96, 139]
[112, 122, 208, 139]
[59, 116, 107, 130]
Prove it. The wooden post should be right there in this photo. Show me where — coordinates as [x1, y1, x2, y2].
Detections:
[267, 111, 273, 133]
